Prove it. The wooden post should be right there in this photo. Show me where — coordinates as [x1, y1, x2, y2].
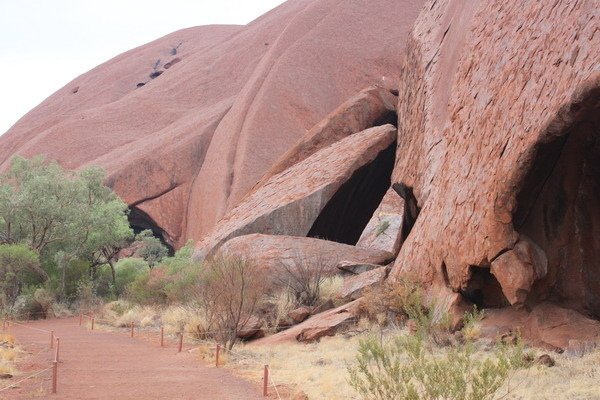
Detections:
[79, 313, 82, 326]
[55, 338, 60, 363]
[50, 330, 54, 349]
[160, 327, 164, 347]
[178, 332, 183, 353]
[263, 365, 269, 397]
[91, 317, 95, 330]
[215, 344, 220, 367]
[131, 322, 134, 338]
[52, 360, 58, 394]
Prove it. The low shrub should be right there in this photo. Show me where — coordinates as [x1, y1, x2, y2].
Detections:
[348, 333, 531, 400]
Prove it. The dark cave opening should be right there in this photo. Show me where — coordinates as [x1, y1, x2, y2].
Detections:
[513, 84, 600, 316]
[128, 207, 175, 255]
[392, 182, 421, 241]
[307, 141, 397, 245]
[461, 266, 509, 308]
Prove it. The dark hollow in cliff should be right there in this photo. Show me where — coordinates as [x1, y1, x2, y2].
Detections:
[514, 83, 600, 316]
[462, 266, 509, 308]
[128, 206, 175, 255]
[307, 141, 396, 245]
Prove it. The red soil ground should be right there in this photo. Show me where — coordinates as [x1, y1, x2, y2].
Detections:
[1, 317, 263, 399]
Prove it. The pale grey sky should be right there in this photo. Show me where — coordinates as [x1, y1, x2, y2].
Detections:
[0, 0, 286, 135]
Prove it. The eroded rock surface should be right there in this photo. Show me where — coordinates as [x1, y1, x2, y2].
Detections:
[390, 0, 600, 323]
[194, 125, 397, 259]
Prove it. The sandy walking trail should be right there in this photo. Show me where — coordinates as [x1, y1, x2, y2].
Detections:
[2, 317, 262, 399]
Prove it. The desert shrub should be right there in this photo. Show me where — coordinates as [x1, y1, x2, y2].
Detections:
[319, 275, 344, 304]
[125, 267, 161, 304]
[114, 258, 149, 295]
[191, 256, 267, 349]
[461, 307, 485, 341]
[125, 243, 200, 304]
[278, 252, 327, 307]
[348, 333, 530, 400]
[261, 287, 297, 333]
[359, 278, 425, 326]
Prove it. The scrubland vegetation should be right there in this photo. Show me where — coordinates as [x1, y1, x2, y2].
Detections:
[2, 157, 599, 399]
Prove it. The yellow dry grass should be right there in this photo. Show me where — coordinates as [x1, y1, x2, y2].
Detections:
[220, 328, 600, 400]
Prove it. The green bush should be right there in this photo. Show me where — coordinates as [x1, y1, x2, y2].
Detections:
[114, 258, 149, 295]
[348, 333, 530, 400]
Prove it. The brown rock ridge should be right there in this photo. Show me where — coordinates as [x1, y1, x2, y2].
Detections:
[0, 0, 425, 248]
[390, 0, 600, 330]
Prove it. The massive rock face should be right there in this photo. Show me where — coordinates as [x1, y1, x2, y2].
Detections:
[2, 0, 600, 345]
[390, 0, 600, 324]
[0, 0, 424, 248]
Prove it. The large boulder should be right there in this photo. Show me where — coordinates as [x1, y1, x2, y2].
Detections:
[389, 0, 600, 321]
[482, 302, 600, 349]
[0, 0, 425, 248]
[194, 125, 397, 260]
[256, 300, 362, 344]
[215, 234, 394, 277]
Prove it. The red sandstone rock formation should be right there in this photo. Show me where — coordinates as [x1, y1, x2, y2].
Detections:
[0, 0, 424, 248]
[389, 0, 600, 344]
[2, 0, 600, 346]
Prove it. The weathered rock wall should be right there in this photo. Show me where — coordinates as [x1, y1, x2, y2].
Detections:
[391, 0, 600, 317]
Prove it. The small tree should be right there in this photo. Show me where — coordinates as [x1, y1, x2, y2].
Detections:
[136, 230, 168, 268]
[0, 244, 41, 311]
[193, 256, 267, 349]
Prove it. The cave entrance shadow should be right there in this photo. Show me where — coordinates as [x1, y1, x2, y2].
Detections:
[512, 82, 600, 316]
[128, 206, 175, 255]
[307, 141, 397, 245]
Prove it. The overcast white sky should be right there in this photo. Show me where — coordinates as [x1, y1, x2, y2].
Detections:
[0, 0, 286, 135]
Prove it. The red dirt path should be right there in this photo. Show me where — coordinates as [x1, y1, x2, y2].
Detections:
[2, 317, 262, 399]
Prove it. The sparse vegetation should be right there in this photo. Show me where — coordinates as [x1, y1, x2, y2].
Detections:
[375, 219, 390, 236]
[277, 252, 327, 307]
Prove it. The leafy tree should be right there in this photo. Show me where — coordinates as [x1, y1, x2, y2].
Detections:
[0, 156, 133, 296]
[0, 244, 41, 310]
[136, 229, 168, 268]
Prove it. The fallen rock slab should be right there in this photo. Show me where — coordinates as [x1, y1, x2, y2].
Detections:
[216, 234, 394, 277]
[194, 125, 397, 260]
[339, 266, 388, 300]
[256, 300, 361, 345]
[254, 86, 398, 189]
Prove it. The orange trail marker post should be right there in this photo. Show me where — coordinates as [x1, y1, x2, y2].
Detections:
[215, 344, 220, 367]
[160, 327, 164, 347]
[52, 361, 58, 394]
[131, 322, 134, 338]
[50, 330, 54, 349]
[263, 365, 269, 397]
[55, 338, 60, 362]
[91, 317, 95, 330]
[178, 333, 183, 353]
